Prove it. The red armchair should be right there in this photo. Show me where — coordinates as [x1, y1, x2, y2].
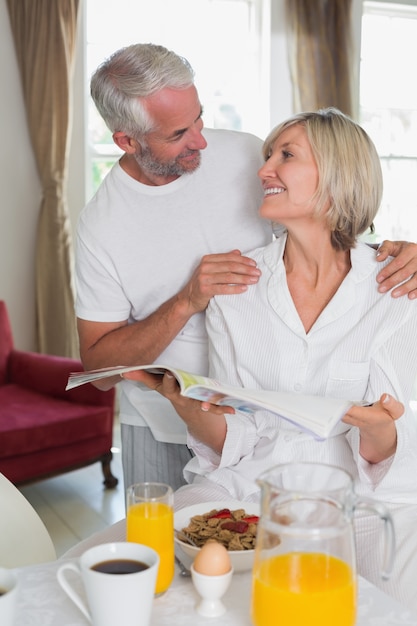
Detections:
[0, 301, 118, 488]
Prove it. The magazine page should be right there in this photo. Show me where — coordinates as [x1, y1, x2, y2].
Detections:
[66, 364, 353, 438]
[180, 384, 352, 438]
[65, 364, 175, 390]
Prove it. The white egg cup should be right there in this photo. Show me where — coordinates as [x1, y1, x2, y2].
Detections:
[190, 564, 234, 617]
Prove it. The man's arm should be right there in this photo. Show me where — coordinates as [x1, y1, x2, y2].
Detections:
[77, 250, 261, 390]
[375, 240, 417, 299]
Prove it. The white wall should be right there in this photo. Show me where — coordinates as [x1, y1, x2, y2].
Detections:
[0, 0, 40, 350]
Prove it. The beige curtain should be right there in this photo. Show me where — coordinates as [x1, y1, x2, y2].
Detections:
[285, 0, 355, 118]
[6, 0, 80, 357]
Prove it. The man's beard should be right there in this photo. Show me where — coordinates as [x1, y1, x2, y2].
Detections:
[134, 144, 201, 178]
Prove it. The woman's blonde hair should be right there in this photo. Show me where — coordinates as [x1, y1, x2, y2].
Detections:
[262, 108, 383, 250]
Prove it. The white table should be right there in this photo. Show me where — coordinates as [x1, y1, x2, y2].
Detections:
[12, 557, 417, 625]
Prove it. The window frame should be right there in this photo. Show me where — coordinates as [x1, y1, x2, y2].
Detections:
[359, 0, 417, 242]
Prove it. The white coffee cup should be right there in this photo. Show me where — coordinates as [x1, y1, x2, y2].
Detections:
[0, 568, 18, 626]
[57, 542, 159, 626]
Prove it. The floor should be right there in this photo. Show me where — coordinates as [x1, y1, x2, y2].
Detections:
[19, 417, 126, 558]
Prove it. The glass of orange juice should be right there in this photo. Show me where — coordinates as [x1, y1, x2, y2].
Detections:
[126, 482, 174, 596]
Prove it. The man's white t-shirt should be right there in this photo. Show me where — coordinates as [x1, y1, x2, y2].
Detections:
[75, 128, 273, 443]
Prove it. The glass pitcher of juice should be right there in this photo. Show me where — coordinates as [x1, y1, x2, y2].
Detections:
[251, 462, 395, 626]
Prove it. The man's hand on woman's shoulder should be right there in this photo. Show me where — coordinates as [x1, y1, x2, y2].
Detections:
[375, 240, 417, 299]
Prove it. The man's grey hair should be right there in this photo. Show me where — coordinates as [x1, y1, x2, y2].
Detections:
[91, 43, 195, 138]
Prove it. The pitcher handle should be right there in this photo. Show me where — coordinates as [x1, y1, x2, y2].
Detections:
[354, 499, 395, 580]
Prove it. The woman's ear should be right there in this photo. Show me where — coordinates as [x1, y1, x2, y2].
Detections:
[113, 131, 139, 155]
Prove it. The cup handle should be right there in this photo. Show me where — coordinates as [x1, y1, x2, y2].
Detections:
[354, 498, 396, 580]
[57, 562, 92, 622]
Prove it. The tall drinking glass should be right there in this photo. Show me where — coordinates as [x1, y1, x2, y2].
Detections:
[126, 482, 174, 596]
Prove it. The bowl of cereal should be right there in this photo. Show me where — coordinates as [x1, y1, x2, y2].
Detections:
[174, 500, 260, 573]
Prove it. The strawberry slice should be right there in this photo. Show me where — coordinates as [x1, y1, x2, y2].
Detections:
[242, 515, 259, 524]
[220, 520, 249, 533]
[208, 508, 232, 519]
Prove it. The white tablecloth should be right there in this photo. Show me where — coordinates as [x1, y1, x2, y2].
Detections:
[12, 557, 417, 626]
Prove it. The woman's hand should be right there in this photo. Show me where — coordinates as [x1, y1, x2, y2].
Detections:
[376, 240, 417, 299]
[342, 394, 404, 463]
[123, 370, 229, 453]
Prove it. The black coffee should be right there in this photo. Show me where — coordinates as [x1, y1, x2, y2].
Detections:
[0, 588, 7, 596]
[91, 559, 149, 575]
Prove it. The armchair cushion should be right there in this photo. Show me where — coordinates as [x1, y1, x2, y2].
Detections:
[0, 384, 112, 455]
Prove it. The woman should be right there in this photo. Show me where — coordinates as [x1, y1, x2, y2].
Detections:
[129, 109, 417, 609]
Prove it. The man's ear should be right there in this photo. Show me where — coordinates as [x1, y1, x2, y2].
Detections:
[113, 132, 139, 154]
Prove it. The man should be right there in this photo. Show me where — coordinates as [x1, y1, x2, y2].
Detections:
[75, 43, 417, 493]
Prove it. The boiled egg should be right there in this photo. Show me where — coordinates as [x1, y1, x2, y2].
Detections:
[193, 541, 232, 576]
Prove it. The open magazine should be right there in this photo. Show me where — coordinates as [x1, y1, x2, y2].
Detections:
[66, 364, 363, 439]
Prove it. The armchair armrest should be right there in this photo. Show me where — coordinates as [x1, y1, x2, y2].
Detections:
[9, 349, 115, 408]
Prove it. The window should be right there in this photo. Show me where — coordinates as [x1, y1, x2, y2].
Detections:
[360, 1, 417, 242]
[86, 0, 265, 196]
[85, 0, 417, 245]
